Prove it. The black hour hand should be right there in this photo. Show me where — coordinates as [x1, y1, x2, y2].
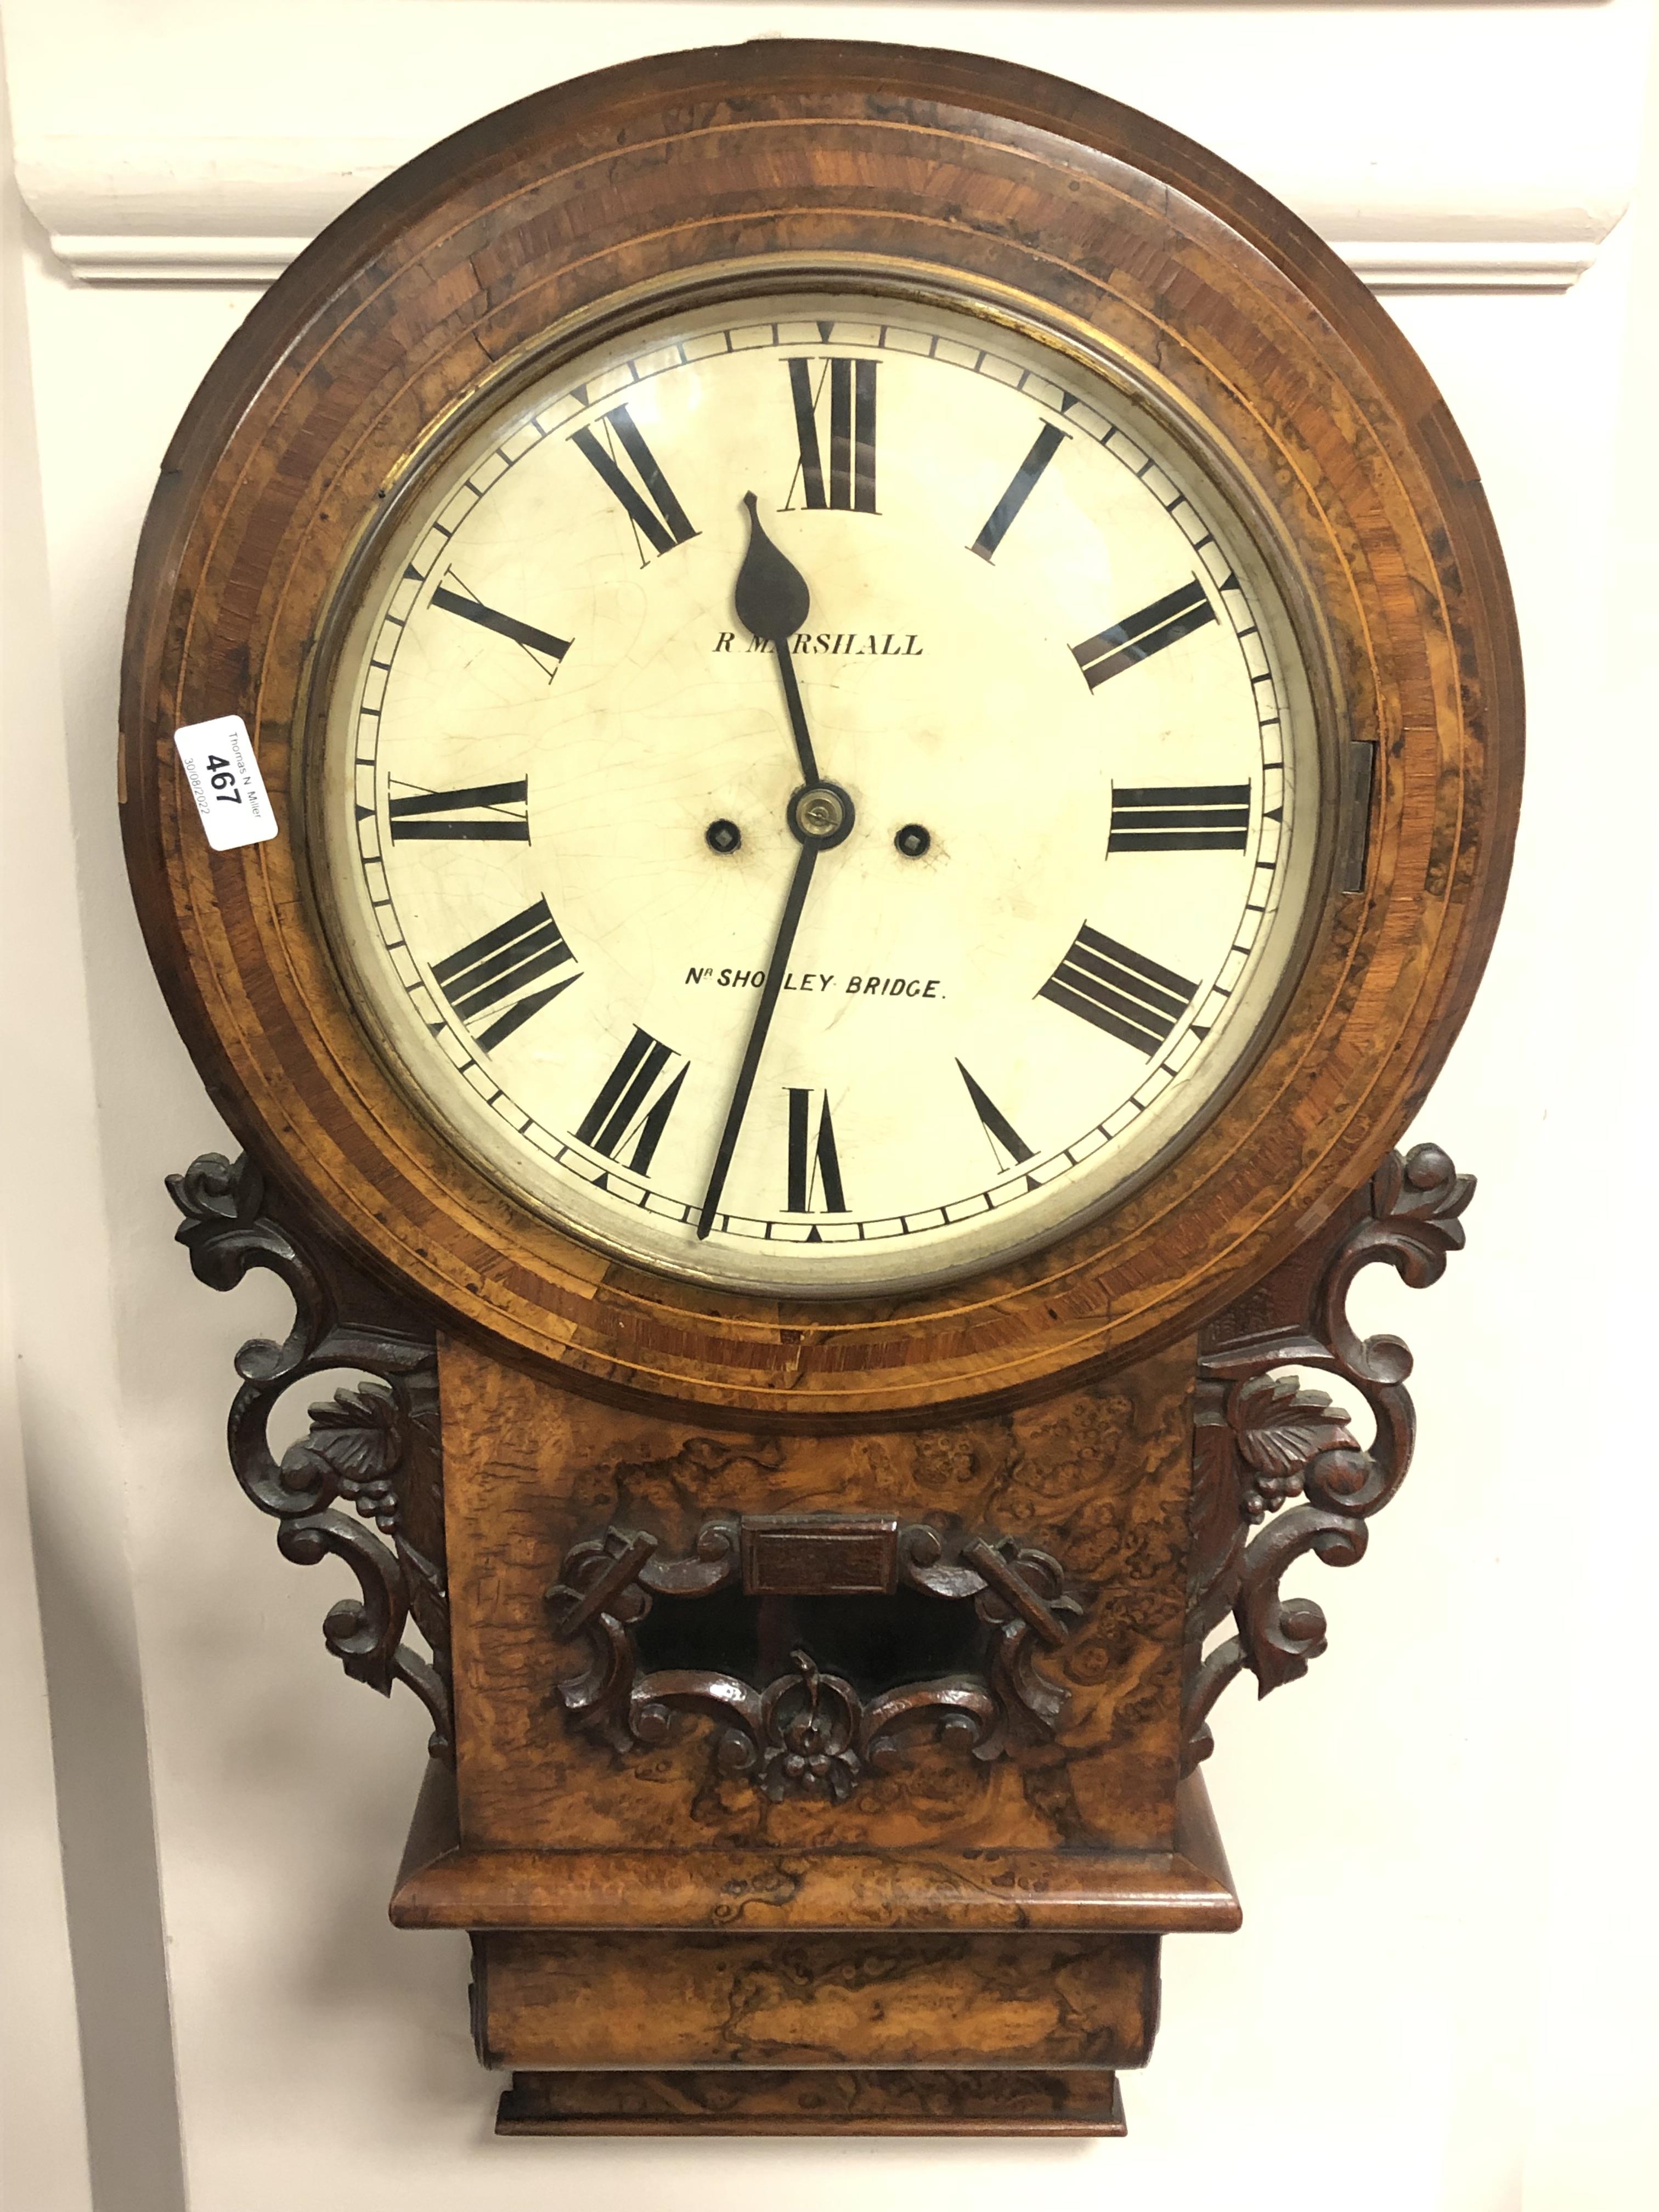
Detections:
[735, 492, 810, 641]
[735, 494, 820, 786]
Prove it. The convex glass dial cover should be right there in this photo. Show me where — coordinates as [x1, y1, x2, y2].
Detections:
[317, 290, 1321, 1295]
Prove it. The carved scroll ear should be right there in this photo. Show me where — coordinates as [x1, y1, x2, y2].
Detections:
[1181, 1143, 1474, 1776]
[168, 1149, 454, 1763]
[170, 1150, 330, 1380]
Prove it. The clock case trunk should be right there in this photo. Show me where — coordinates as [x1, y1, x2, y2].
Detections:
[401, 1326, 1226, 2136]
[167, 1133, 1470, 2135]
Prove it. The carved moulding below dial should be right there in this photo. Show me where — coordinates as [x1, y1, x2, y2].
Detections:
[544, 1515, 1085, 1803]
[1181, 1142, 1473, 1773]
[168, 1150, 454, 1760]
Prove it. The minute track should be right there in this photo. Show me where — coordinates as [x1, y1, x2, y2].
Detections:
[370, 946, 1266, 1248]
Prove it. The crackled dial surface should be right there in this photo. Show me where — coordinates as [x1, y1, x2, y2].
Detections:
[317, 290, 1321, 1295]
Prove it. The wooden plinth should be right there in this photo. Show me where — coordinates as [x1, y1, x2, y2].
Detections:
[472, 1927, 1157, 2073]
[391, 1756, 1242, 1937]
[494, 2067, 1127, 2136]
[394, 1758, 1235, 2113]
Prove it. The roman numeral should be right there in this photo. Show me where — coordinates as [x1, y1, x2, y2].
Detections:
[430, 898, 578, 1052]
[1072, 579, 1216, 691]
[570, 403, 697, 561]
[969, 422, 1066, 561]
[430, 579, 570, 675]
[1038, 924, 1198, 1055]
[1108, 783, 1251, 854]
[957, 1062, 1034, 1167]
[574, 1029, 688, 1176]
[388, 779, 529, 842]
[786, 358, 878, 512]
[786, 1089, 847, 1215]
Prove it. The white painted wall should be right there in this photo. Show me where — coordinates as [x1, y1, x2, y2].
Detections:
[4, 6, 1657, 2209]
[3, 0, 1648, 285]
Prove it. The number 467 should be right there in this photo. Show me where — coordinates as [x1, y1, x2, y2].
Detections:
[205, 754, 242, 805]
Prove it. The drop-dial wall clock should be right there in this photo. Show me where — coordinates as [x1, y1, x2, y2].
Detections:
[123, 44, 1520, 2136]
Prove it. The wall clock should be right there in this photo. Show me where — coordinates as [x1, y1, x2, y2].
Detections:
[121, 42, 1520, 2136]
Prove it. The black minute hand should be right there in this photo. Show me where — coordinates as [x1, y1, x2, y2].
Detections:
[695, 842, 818, 1240]
[697, 496, 847, 1242]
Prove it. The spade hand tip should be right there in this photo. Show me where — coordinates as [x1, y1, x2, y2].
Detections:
[735, 495, 811, 639]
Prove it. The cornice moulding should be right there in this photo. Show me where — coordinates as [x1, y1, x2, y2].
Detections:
[12, 130, 1631, 296]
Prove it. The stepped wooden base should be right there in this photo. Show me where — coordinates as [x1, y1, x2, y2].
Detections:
[495, 2067, 1127, 2136]
[391, 1757, 1243, 1936]
[391, 1759, 1235, 2135]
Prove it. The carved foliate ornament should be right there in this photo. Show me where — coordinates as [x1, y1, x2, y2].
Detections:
[169, 1153, 453, 1759]
[544, 1515, 1082, 1800]
[1183, 1143, 1474, 1770]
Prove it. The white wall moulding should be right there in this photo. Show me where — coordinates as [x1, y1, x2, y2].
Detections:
[10, 129, 1632, 297]
[3, 0, 1648, 295]
[10, 135, 409, 285]
[1338, 241, 1615, 295]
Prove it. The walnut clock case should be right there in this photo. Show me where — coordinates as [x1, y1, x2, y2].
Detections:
[121, 44, 1520, 2138]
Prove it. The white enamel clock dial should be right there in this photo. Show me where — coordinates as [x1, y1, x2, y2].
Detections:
[317, 290, 1321, 1295]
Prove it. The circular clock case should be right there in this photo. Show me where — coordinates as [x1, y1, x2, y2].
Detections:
[121, 42, 1521, 1423]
